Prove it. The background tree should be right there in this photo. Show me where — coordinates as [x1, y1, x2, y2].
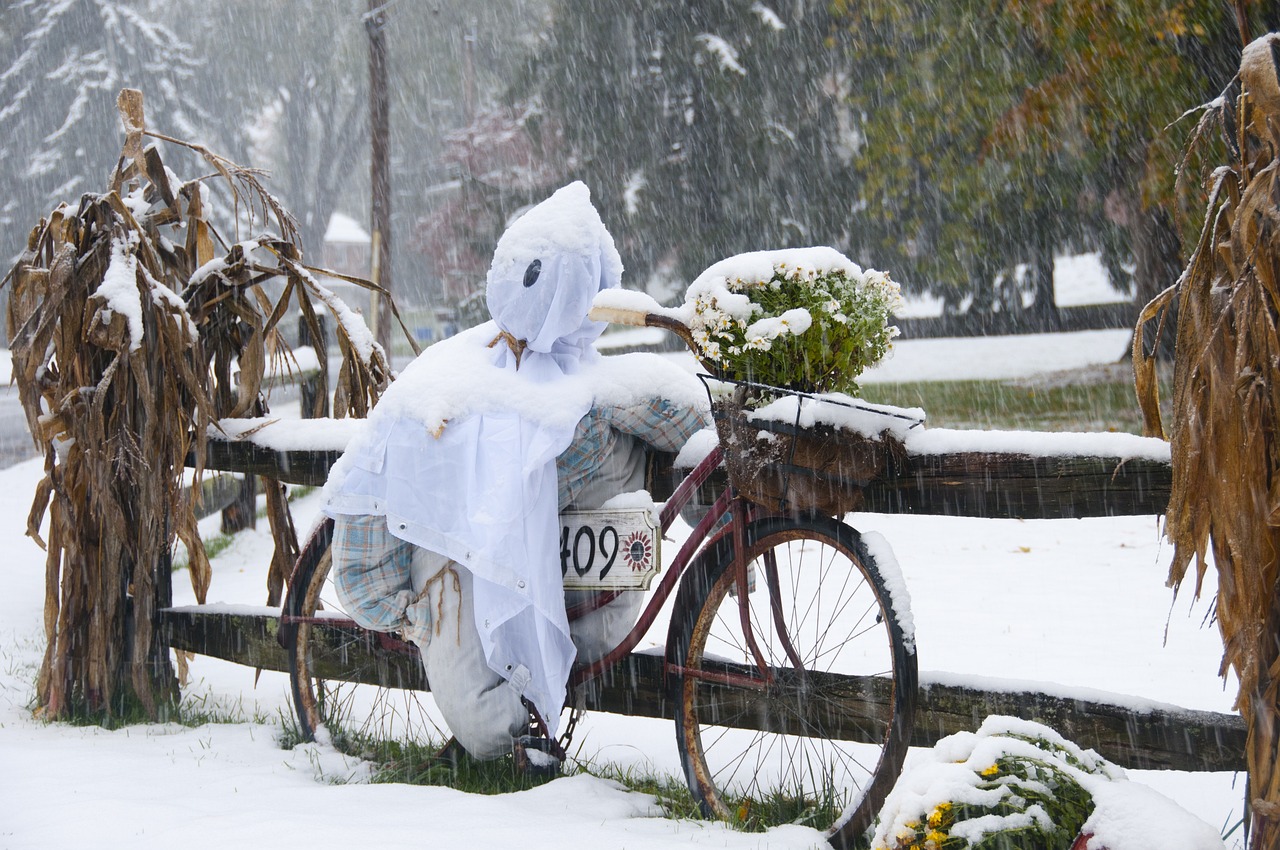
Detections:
[0, 0, 547, 322]
[988, 0, 1265, 317]
[837, 0, 1273, 329]
[0, 0, 208, 266]
[409, 103, 563, 321]
[839, 1, 1103, 329]
[153, 0, 370, 261]
[534, 0, 856, 301]
[387, 1, 553, 314]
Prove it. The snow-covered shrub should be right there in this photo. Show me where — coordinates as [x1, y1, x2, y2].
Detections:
[684, 247, 902, 400]
[869, 715, 1226, 850]
[870, 717, 1111, 850]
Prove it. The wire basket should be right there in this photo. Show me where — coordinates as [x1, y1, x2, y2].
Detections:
[701, 375, 923, 516]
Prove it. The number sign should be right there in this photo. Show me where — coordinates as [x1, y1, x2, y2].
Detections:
[559, 508, 660, 591]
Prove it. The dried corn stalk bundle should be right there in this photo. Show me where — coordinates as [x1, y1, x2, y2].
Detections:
[1134, 34, 1280, 848]
[2, 90, 396, 720]
[182, 236, 396, 603]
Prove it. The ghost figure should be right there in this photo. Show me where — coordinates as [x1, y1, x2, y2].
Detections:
[322, 182, 624, 757]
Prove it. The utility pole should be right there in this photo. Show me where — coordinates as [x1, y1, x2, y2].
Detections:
[367, 0, 393, 355]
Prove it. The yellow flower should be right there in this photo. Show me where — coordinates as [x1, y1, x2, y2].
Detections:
[981, 764, 1001, 777]
[924, 830, 948, 849]
[927, 803, 952, 827]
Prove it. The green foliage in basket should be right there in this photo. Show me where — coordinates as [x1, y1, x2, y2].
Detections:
[684, 248, 902, 398]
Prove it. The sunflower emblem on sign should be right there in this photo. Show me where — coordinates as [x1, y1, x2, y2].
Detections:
[622, 530, 653, 572]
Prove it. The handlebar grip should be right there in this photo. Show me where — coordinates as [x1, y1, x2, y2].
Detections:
[588, 305, 651, 327]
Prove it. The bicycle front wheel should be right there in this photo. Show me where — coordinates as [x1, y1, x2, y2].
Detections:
[667, 515, 916, 847]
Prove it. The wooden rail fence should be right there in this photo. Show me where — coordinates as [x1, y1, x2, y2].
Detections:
[163, 422, 1247, 774]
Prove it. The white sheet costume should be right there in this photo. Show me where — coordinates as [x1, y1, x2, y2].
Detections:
[322, 183, 705, 757]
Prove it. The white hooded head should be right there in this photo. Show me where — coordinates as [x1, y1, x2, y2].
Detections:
[485, 182, 623, 365]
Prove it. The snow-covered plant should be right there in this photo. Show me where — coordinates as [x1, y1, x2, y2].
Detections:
[684, 247, 902, 399]
[3, 89, 395, 721]
[869, 717, 1115, 850]
[1135, 32, 1280, 848]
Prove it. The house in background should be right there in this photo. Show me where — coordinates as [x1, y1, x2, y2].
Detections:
[321, 212, 372, 308]
[322, 212, 442, 350]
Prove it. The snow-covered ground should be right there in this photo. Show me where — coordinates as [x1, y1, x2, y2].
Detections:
[894, 252, 1129, 318]
[0, 328, 1243, 849]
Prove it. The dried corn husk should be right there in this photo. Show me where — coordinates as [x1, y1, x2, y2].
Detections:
[1134, 33, 1280, 849]
[3, 89, 400, 719]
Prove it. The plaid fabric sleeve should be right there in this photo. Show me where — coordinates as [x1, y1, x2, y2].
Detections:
[555, 399, 708, 509]
[604, 396, 709, 453]
[331, 514, 417, 634]
[556, 412, 606, 509]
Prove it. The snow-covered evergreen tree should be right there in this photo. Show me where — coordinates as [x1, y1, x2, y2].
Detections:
[0, 0, 207, 263]
[537, 0, 855, 297]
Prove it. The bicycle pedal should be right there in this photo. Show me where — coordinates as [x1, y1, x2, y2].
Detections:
[513, 735, 562, 779]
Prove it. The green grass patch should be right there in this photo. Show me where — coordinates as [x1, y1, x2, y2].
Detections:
[367, 740, 558, 794]
[581, 761, 706, 822]
[299, 715, 561, 794]
[51, 686, 275, 729]
[171, 531, 235, 572]
[175, 691, 275, 726]
[305, 703, 845, 831]
[860, 375, 1167, 435]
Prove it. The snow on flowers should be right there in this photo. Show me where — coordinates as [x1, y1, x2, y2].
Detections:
[683, 246, 902, 399]
[868, 716, 1226, 850]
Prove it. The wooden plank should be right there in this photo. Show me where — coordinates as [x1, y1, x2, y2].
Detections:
[657, 449, 1172, 520]
[181, 472, 243, 521]
[198, 439, 1172, 520]
[160, 609, 1241, 772]
[861, 451, 1173, 519]
[914, 679, 1245, 773]
[196, 439, 341, 487]
[579, 654, 1243, 772]
[160, 607, 291, 674]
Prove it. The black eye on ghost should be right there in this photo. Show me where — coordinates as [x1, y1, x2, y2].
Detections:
[523, 259, 542, 288]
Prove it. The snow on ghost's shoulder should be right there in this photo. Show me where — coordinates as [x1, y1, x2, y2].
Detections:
[589, 351, 709, 417]
[369, 323, 584, 433]
[359, 324, 707, 438]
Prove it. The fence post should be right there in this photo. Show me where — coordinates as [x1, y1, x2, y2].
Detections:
[298, 312, 330, 419]
[221, 474, 257, 534]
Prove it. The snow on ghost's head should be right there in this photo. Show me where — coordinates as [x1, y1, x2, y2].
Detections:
[486, 182, 623, 359]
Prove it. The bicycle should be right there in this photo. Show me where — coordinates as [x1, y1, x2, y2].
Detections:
[279, 307, 919, 848]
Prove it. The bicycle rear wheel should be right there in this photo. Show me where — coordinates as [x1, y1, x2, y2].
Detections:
[283, 518, 445, 761]
[667, 515, 916, 847]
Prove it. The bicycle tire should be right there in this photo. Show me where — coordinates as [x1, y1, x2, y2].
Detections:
[666, 515, 916, 847]
[283, 517, 443, 755]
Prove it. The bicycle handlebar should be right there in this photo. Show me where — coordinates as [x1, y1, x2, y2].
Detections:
[588, 305, 717, 374]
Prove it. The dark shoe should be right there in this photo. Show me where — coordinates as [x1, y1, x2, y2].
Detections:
[513, 735, 561, 779]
